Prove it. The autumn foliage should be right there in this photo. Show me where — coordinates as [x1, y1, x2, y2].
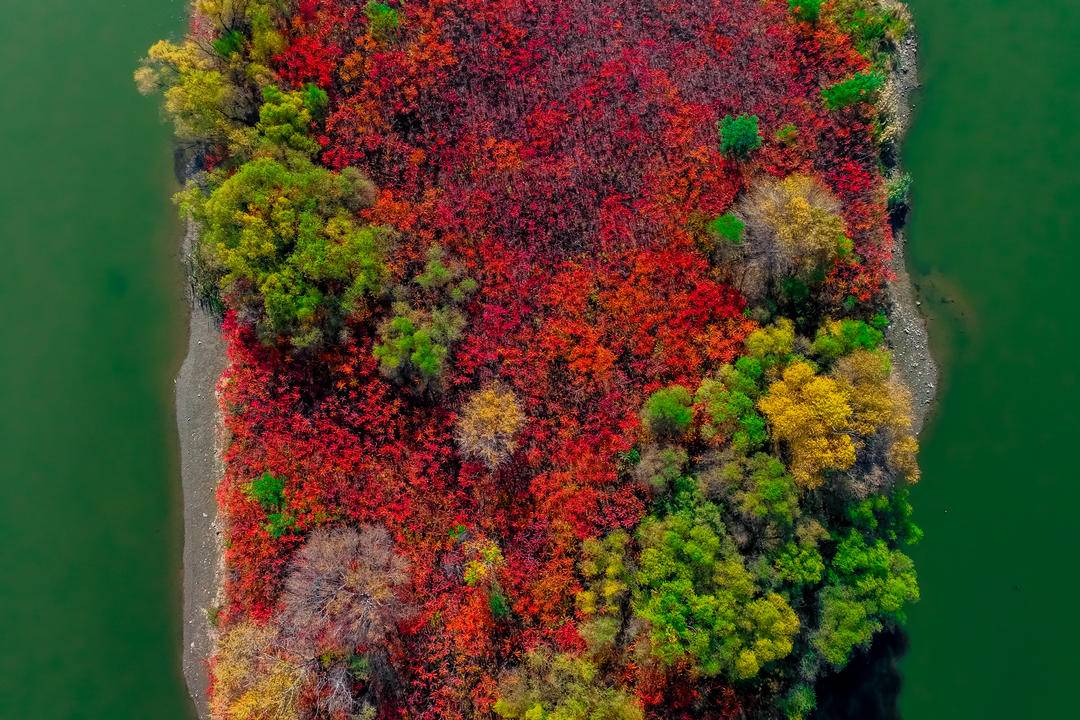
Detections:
[142, 0, 922, 718]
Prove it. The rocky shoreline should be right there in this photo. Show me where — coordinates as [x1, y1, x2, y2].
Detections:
[883, 31, 939, 433]
[175, 213, 226, 720]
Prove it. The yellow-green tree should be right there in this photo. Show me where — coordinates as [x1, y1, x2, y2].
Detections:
[493, 649, 643, 720]
[180, 154, 391, 348]
[633, 504, 799, 680]
[575, 531, 632, 656]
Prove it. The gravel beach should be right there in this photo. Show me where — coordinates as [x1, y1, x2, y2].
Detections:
[175, 216, 226, 719]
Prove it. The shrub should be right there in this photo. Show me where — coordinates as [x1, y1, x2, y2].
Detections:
[821, 71, 885, 110]
[829, 0, 911, 65]
[775, 122, 799, 145]
[455, 384, 527, 468]
[641, 386, 694, 438]
[886, 172, 913, 210]
[244, 471, 285, 511]
[718, 113, 762, 158]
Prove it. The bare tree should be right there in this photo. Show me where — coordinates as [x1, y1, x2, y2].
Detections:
[277, 525, 412, 660]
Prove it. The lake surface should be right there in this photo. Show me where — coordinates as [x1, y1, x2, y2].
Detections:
[0, 1, 1075, 718]
[0, 1, 195, 718]
[900, 0, 1080, 718]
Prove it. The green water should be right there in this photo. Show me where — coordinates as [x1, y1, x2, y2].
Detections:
[900, 1, 1080, 717]
[0, 1, 194, 718]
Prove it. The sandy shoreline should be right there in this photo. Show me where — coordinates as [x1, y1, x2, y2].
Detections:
[175, 214, 226, 719]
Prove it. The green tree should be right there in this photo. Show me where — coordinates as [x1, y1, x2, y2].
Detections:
[373, 304, 465, 386]
[812, 530, 919, 668]
[812, 587, 876, 667]
[255, 85, 322, 157]
[744, 319, 796, 371]
[718, 114, 762, 158]
[696, 359, 767, 452]
[704, 453, 800, 530]
[577, 531, 633, 656]
[135, 39, 241, 144]
[821, 71, 885, 110]
[632, 444, 689, 495]
[782, 683, 817, 720]
[373, 245, 476, 388]
[772, 541, 824, 587]
[830, 531, 919, 623]
[810, 318, 884, 364]
[641, 386, 694, 438]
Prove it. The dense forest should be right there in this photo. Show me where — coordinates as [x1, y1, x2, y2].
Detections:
[139, 0, 921, 717]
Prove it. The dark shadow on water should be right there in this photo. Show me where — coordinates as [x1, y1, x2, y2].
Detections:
[814, 629, 909, 720]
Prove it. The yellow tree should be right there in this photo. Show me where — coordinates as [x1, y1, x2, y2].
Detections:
[758, 361, 855, 489]
[211, 622, 303, 720]
[733, 174, 850, 300]
[832, 350, 921, 482]
[455, 384, 527, 468]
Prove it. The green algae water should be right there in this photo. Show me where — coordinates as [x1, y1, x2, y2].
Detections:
[900, 1, 1080, 717]
[0, 1, 195, 718]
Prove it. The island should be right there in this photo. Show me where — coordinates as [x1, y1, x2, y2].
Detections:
[139, 0, 934, 718]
